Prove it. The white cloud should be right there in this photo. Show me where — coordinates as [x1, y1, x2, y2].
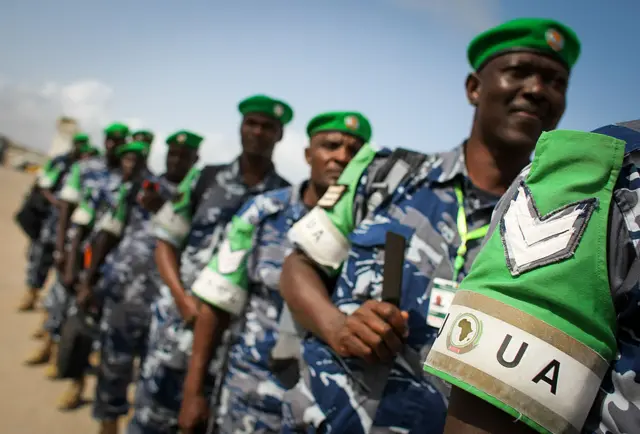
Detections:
[390, 0, 502, 33]
[0, 77, 113, 153]
[0, 76, 309, 184]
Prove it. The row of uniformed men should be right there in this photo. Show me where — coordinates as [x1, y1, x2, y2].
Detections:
[19, 14, 640, 434]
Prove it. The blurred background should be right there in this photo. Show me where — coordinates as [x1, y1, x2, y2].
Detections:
[1, 0, 637, 182]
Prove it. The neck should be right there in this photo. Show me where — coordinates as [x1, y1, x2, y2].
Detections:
[239, 152, 273, 187]
[302, 181, 322, 208]
[464, 131, 532, 196]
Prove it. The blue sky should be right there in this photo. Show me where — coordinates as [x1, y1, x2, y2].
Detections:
[1, 0, 637, 182]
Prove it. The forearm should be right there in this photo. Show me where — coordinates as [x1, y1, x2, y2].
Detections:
[280, 251, 345, 344]
[155, 240, 188, 304]
[64, 227, 86, 281]
[444, 387, 537, 434]
[84, 231, 118, 284]
[184, 303, 230, 396]
[55, 202, 73, 252]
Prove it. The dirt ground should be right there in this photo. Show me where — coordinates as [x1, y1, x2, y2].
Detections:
[0, 167, 98, 433]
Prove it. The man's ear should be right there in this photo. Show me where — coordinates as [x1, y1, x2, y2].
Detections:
[465, 72, 481, 107]
[304, 146, 311, 165]
[275, 125, 284, 143]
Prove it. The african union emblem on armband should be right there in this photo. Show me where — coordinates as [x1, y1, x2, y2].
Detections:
[446, 312, 483, 355]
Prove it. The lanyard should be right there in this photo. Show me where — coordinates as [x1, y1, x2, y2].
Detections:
[453, 184, 489, 281]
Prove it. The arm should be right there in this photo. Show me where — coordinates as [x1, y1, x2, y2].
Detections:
[152, 169, 200, 320]
[155, 240, 195, 321]
[444, 387, 536, 434]
[280, 251, 345, 345]
[180, 205, 258, 431]
[56, 163, 83, 258]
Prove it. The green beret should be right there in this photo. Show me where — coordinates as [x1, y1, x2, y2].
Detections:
[468, 18, 581, 71]
[165, 130, 204, 149]
[72, 133, 90, 144]
[104, 122, 130, 139]
[307, 111, 372, 143]
[115, 141, 150, 158]
[238, 95, 294, 125]
[131, 130, 154, 143]
[79, 144, 101, 155]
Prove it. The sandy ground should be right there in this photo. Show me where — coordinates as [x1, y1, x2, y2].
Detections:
[0, 167, 98, 433]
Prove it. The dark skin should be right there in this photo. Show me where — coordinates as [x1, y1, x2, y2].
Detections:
[279, 51, 569, 432]
[137, 143, 199, 213]
[76, 152, 146, 309]
[239, 112, 283, 186]
[445, 51, 568, 434]
[156, 114, 284, 328]
[55, 134, 126, 274]
[177, 131, 365, 433]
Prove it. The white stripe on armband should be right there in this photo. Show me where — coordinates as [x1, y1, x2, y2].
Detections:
[152, 202, 190, 243]
[287, 207, 350, 270]
[70, 207, 92, 226]
[59, 184, 81, 203]
[192, 266, 247, 316]
[424, 290, 609, 434]
[96, 212, 123, 237]
[37, 175, 55, 189]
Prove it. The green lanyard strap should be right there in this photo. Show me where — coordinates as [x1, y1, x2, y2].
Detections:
[453, 184, 489, 281]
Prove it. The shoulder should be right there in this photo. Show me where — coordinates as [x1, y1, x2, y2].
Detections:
[236, 185, 294, 225]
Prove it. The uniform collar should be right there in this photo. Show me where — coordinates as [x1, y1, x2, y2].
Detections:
[227, 156, 285, 193]
[426, 142, 468, 185]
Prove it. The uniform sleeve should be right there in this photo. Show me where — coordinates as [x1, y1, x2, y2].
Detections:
[152, 167, 200, 247]
[423, 133, 629, 434]
[70, 185, 101, 227]
[36, 159, 58, 189]
[59, 162, 82, 203]
[287, 143, 378, 273]
[95, 184, 129, 237]
[191, 198, 258, 316]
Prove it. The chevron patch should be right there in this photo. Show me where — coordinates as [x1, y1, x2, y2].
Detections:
[318, 184, 348, 210]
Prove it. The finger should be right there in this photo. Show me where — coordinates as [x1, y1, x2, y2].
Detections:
[343, 332, 377, 363]
[361, 314, 404, 357]
[348, 317, 391, 362]
[371, 302, 407, 337]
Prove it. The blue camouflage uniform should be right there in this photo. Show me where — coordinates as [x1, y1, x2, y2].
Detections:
[25, 153, 75, 290]
[128, 159, 289, 434]
[43, 157, 121, 341]
[419, 121, 640, 434]
[93, 173, 178, 422]
[282, 143, 499, 433]
[191, 183, 309, 433]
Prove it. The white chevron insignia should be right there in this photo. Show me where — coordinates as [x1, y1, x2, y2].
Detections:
[216, 239, 248, 275]
[501, 183, 597, 276]
[318, 184, 347, 209]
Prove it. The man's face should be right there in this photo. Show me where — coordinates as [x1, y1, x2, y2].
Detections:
[468, 52, 569, 151]
[240, 113, 283, 159]
[120, 153, 143, 181]
[306, 131, 364, 194]
[71, 140, 85, 156]
[105, 135, 127, 163]
[165, 143, 197, 183]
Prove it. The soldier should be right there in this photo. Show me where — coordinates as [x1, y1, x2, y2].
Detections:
[38, 122, 129, 410]
[423, 121, 640, 434]
[89, 133, 198, 434]
[18, 132, 91, 312]
[279, 18, 580, 433]
[128, 94, 292, 433]
[179, 111, 372, 433]
[131, 130, 155, 147]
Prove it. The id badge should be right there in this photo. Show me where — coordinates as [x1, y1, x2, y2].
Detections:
[427, 277, 458, 329]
